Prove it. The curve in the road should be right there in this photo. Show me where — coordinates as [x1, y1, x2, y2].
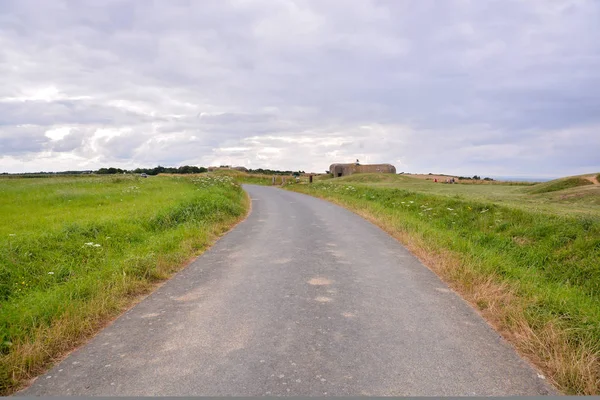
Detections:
[18, 185, 556, 396]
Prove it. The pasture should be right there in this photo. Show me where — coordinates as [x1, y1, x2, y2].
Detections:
[0, 174, 248, 394]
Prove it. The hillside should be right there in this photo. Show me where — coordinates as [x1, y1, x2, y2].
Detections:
[526, 175, 596, 194]
[309, 172, 600, 217]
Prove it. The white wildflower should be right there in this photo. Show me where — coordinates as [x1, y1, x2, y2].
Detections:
[48, 271, 54, 275]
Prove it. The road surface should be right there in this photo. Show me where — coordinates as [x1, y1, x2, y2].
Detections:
[18, 185, 555, 396]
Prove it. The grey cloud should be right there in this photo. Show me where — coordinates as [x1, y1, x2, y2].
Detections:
[51, 132, 86, 153]
[0, 0, 599, 175]
[0, 100, 161, 127]
[0, 125, 49, 155]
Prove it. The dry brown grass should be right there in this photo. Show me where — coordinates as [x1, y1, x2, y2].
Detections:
[585, 175, 599, 185]
[304, 192, 600, 395]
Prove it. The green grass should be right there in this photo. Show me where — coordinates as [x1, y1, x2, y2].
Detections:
[209, 169, 297, 186]
[527, 177, 593, 194]
[0, 174, 248, 395]
[287, 174, 600, 394]
[308, 173, 600, 217]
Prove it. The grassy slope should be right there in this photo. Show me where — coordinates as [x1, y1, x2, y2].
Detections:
[0, 174, 248, 395]
[331, 173, 600, 216]
[527, 177, 593, 194]
[286, 173, 600, 394]
[210, 169, 298, 186]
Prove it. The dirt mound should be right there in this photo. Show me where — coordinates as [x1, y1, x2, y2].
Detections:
[584, 175, 599, 185]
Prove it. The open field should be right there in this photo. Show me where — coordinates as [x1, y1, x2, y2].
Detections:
[312, 173, 600, 216]
[0, 174, 248, 395]
[287, 173, 600, 394]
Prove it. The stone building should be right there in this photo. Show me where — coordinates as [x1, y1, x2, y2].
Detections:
[329, 162, 396, 178]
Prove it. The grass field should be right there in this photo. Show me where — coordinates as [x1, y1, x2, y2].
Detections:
[0, 173, 248, 395]
[310, 173, 600, 216]
[287, 173, 600, 395]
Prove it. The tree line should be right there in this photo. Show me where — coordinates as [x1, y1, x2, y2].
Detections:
[247, 168, 305, 176]
[97, 165, 208, 175]
[2, 166, 306, 176]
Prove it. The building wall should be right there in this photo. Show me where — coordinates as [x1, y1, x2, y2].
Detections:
[329, 163, 396, 177]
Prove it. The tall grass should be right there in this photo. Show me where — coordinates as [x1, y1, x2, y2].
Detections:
[0, 174, 248, 395]
[289, 181, 600, 394]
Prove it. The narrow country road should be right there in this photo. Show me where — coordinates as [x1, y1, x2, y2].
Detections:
[18, 185, 555, 396]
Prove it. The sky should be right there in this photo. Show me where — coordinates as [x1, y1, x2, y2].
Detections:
[1, 0, 599, 178]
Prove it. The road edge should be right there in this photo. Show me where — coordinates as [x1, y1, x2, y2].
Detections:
[281, 185, 561, 395]
[12, 187, 254, 396]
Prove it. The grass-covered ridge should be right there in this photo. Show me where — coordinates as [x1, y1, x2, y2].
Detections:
[287, 177, 600, 395]
[0, 174, 248, 395]
[527, 177, 594, 194]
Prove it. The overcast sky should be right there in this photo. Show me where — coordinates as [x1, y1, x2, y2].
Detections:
[1, 0, 599, 177]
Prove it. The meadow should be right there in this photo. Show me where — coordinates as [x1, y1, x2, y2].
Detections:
[287, 173, 600, 395]
[0, 173, 248, 394]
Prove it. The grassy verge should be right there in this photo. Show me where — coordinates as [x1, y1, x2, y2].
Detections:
[287, 180, 600, 395]
[209, 169, 297, 186]
[0, 174, 249, 395]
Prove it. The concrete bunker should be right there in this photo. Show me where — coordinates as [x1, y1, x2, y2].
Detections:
[329, 162, 396, 178]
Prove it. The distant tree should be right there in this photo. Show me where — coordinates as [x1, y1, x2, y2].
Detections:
[96, 167, 124, 174]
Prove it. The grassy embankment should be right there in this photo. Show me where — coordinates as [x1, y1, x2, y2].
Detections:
[0, 173, 248, 395]
[287, 173, 600, 395]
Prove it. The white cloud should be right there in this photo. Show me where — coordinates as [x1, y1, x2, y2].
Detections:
[45, 127, 71, 141]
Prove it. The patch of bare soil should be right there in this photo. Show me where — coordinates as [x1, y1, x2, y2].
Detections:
[308, 277, 332, 286]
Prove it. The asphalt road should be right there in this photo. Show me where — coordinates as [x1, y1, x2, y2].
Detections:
[18, 185, 556, 396]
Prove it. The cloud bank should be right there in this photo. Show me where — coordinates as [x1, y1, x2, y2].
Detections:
[1, 0, 599, 177]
